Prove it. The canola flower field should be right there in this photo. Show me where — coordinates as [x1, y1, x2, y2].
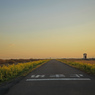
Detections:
[57, 59, 95, 75]
[0, 60, 49, 83]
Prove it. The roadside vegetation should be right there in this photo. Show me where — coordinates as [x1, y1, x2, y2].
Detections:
[0, 60, 49, 83]
[57, 59, 95, 75]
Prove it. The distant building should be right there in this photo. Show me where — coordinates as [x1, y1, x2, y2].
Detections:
[83, 53, 87, 59]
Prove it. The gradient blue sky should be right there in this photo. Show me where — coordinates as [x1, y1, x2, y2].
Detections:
[0, 0, 95, 59]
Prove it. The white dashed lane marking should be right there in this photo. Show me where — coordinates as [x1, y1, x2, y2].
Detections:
[31, 75, 46, 78]
[79, 74, 83, 77]
[31, 74, 84, 78]
[50, 74, 65, 78]
[56, 74, 60, 77]
[31, 75, 35, 78]
[35, 75, 40, 78]
[70, 74, 80, 78]
[27, 74, 90, 81]
[41, 75, 45, 78]
[59, 74, 65, 77]
[75, 74, 80, 78]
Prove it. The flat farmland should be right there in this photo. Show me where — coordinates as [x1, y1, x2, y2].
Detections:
[57, 59, 95, 75]
[61, 59, 95, 64]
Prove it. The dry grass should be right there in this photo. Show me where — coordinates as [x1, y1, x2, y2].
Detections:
[74, 60, 95, 64]
[62, 59, 95, 64]
[0, 59, 40, 67]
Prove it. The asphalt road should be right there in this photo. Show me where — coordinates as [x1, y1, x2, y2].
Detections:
[5, 60, 95, 95]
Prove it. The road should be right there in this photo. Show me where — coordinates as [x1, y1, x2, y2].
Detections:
[5, 60, 95, 95]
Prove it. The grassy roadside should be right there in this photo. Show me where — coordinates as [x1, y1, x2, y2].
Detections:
[0, 60, 49, 84]
[57, 59, 95, 75]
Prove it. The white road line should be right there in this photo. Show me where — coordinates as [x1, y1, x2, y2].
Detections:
[31, 75, 35, 78]
[26, 78, 91, 81]
[56, 74, 60, 77]
[50, 74, 65, 78]
[41, 75, 45, 78]
[35, 75, 40, 78]
[31, 75, 45, 78]
[70, 74, 80, 78]
[79, 74, 83, 77]
[59, 74, 65, 77]
[75, 74, 80, 78]
[31, 74, 84, 78]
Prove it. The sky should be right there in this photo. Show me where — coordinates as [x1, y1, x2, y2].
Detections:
[0, 0, 95, 59]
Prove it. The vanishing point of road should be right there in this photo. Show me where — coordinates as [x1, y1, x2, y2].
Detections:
[5, 60, 95, 95]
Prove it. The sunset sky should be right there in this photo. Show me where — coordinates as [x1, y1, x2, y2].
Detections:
[0, 0, 95, 59]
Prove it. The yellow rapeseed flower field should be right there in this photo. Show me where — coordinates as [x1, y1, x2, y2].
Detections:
[57, 59, 95, 75]
[0, 60, 49, 83]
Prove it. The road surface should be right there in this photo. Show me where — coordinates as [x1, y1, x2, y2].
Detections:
[5, 60, 95, 95]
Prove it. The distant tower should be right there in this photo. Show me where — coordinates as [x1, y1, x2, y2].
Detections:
[83, 53, 87, 59]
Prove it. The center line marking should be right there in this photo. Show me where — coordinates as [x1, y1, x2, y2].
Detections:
[26, 78, 91, 81]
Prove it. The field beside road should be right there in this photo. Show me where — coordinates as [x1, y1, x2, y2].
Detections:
[61, 59, 95, 64]
[0, 60, 49, 84]
[57, 59, 95, 75]
[0, 59, 40, 67]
